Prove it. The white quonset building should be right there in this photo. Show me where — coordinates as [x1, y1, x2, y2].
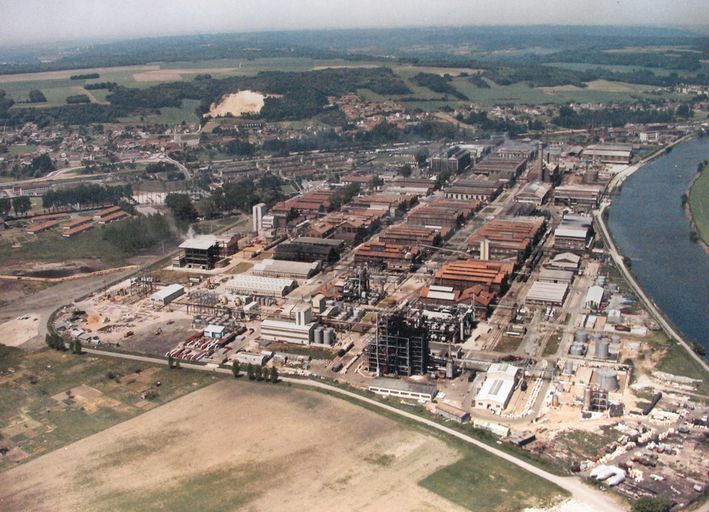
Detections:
[150, 283, 185, 305]
[475, 363, 520, 413]
[251, 258, 321, 279]
[585, 285, 605, 310]
[227, 275, 297, 298]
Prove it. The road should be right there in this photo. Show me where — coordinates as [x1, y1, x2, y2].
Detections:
[80, 345, 626, 512]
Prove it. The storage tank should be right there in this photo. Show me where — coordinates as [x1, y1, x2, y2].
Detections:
[563, 361, 574, 375]
[324, 327, 336, 346]
[575, 330, 588, 344]
[583, 386, 593, 410]
[611, 335, 621, 344]
[597, 368, 619, 391]
[570, 343, 585, 356]
[313, 327, 324, 345]
[595, 339, 610, 359]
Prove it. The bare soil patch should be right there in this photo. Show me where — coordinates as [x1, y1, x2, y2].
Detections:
[0, 381, 465, 512]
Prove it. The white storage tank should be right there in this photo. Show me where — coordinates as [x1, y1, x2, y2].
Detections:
[597, 368, 619, 391]
[595, 339, 610, 359]
[575, 330, 588, 343]
[313, 327, 324, 345]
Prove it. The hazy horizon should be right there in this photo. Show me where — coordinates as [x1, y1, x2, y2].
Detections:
[1, 0, 708, 46]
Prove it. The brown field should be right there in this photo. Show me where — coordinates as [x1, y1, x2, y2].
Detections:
[0, 381, 467, 512]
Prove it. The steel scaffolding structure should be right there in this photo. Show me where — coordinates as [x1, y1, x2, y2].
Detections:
[367, 313, 428, 377]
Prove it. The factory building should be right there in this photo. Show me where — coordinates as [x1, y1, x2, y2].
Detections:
[546, 252, 581, 271]
[368, 377, 438, 401]
[351, 193, 418, 216]
[525, 281, 569, 306]
[227, 275, 298, 298]
[434, 259, 514, 294]
[472, 156, 527, 183]
[538, 268, 574, 284]
[260, 305, 317, 345]
[429, 198, 481, 219]
[385, 178, 435, 196]
[585, 285, 605, 310]
[430, 146, 472, 174]
[379, 224, 441, 248]
[274, 237, 343, 264]
[554, 185, 602, 209]
[367, 314, 428, 376]
[271, 190, 335, 218]
[150, 284, 185, 305]
[444, 177, 504, 201]
[475, 363, 521, 413]
[406, 205, 464, 231]
[582, 144, 633, 164]
[419, 284, 496, 318]
[177, 236, 221, 270]
[354, 241, 419, 271]
[553, 214, 594, 252]
[251, 259, 321, 279]
[514, 181, 552, 206]
[467, 216, 545, 262]
[233, 351, 269, 366]
[494, 140, 537, 161]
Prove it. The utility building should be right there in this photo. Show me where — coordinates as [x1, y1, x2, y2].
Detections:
[178, 236, 220, 270]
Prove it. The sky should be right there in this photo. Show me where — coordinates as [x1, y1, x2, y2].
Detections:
[0, 0, 707, 45]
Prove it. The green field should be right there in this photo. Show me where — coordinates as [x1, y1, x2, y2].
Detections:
[420, 444, 564, 512]
[0, 345, 220, 471]
[688, 169, 709, 245]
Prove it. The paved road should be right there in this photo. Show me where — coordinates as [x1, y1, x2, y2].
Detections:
[81, 346, 626, 512]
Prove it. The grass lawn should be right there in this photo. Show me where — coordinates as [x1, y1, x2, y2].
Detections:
[0, 345, 221, 471]
[688, 169, 709, 245]
[419, 443, 565, 512]
[495, 335, 523, 352]
[543, 331, 563, 356]
[656, 340, 709, 396]
[267, 342, 336, 360]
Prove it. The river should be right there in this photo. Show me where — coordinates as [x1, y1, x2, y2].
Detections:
[607, 136, 709, 349]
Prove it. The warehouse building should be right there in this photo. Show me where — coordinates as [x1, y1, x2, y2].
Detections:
[467, 216, 545, 262]
[227, 275, 297, 297]
[434, 260, 514, 294]
[539, 268, 574, 284]
[434, 403, 470, 423]
[351, 193, 418, 216]
[368, 377, 438, 401]
[407, 205, 464, 230]
[385, 178, 435, 196]
[430, 146, 472, 174]
[150, 283, 185, 305]
[514, 181, 552, 206]
[546, 252, 581, 271]
[444, 177, 504, 201]
[554, 185, 602, 209]
[379, 224, 441, 248]
[582, 144, 633, 164]
[525, 281, 569, 306]
[475, 363, 520, 413]
[553, 214, 594, 252]
[252, 259, 321, 279]
[473, 156, 527, 183]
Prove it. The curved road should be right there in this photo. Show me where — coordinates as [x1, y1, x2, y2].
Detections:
[81, 347, 625, 512]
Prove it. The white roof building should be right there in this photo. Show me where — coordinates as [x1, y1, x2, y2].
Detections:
[475, 363, 520, 413]
[260, 318, 315, 345]
[149, 283, 185, 305]
[227, 275, 297, 297]
[251, 259, 320, 279]
[548, 252, 581, 270]
[179, 235, 218, 250]
[585, 285, 604, 309]
[526, 281, 569, 305]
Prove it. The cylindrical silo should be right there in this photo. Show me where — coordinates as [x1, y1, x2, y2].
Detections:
[570, 343, 585, 356]
[563, 361, 574, 375]
[324, 327, 335, 346]
[313, 327, 323, 345]
[595, 339, 610, 359]
[597, 369, 619, 391]
[575, 330, 588, 344]
[583, 386, 593, 410]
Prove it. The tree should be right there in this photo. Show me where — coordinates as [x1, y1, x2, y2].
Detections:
[232, 360, 241, 378]
[12, 196, 31, 215]
[246, 363, 255, 380]
[0, 197, 10, 216]
[165, 193, 197, 225]
[415, 148, 429, 168]
[270, 366, 279, 384]
[254, 365, 263, 381]
[399, 164, 413, 177]
[632, 496, 673, 512]
[28, 89, 47, 103]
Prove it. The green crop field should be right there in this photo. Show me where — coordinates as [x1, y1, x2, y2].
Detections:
[689, 169, 709, 245]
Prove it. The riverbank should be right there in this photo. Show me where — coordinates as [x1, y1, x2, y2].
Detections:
[600, 135, 709, 371]
[687, 164, 709, 252]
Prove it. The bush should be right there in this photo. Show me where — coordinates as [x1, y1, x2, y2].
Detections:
[632, 496, 673, 512]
